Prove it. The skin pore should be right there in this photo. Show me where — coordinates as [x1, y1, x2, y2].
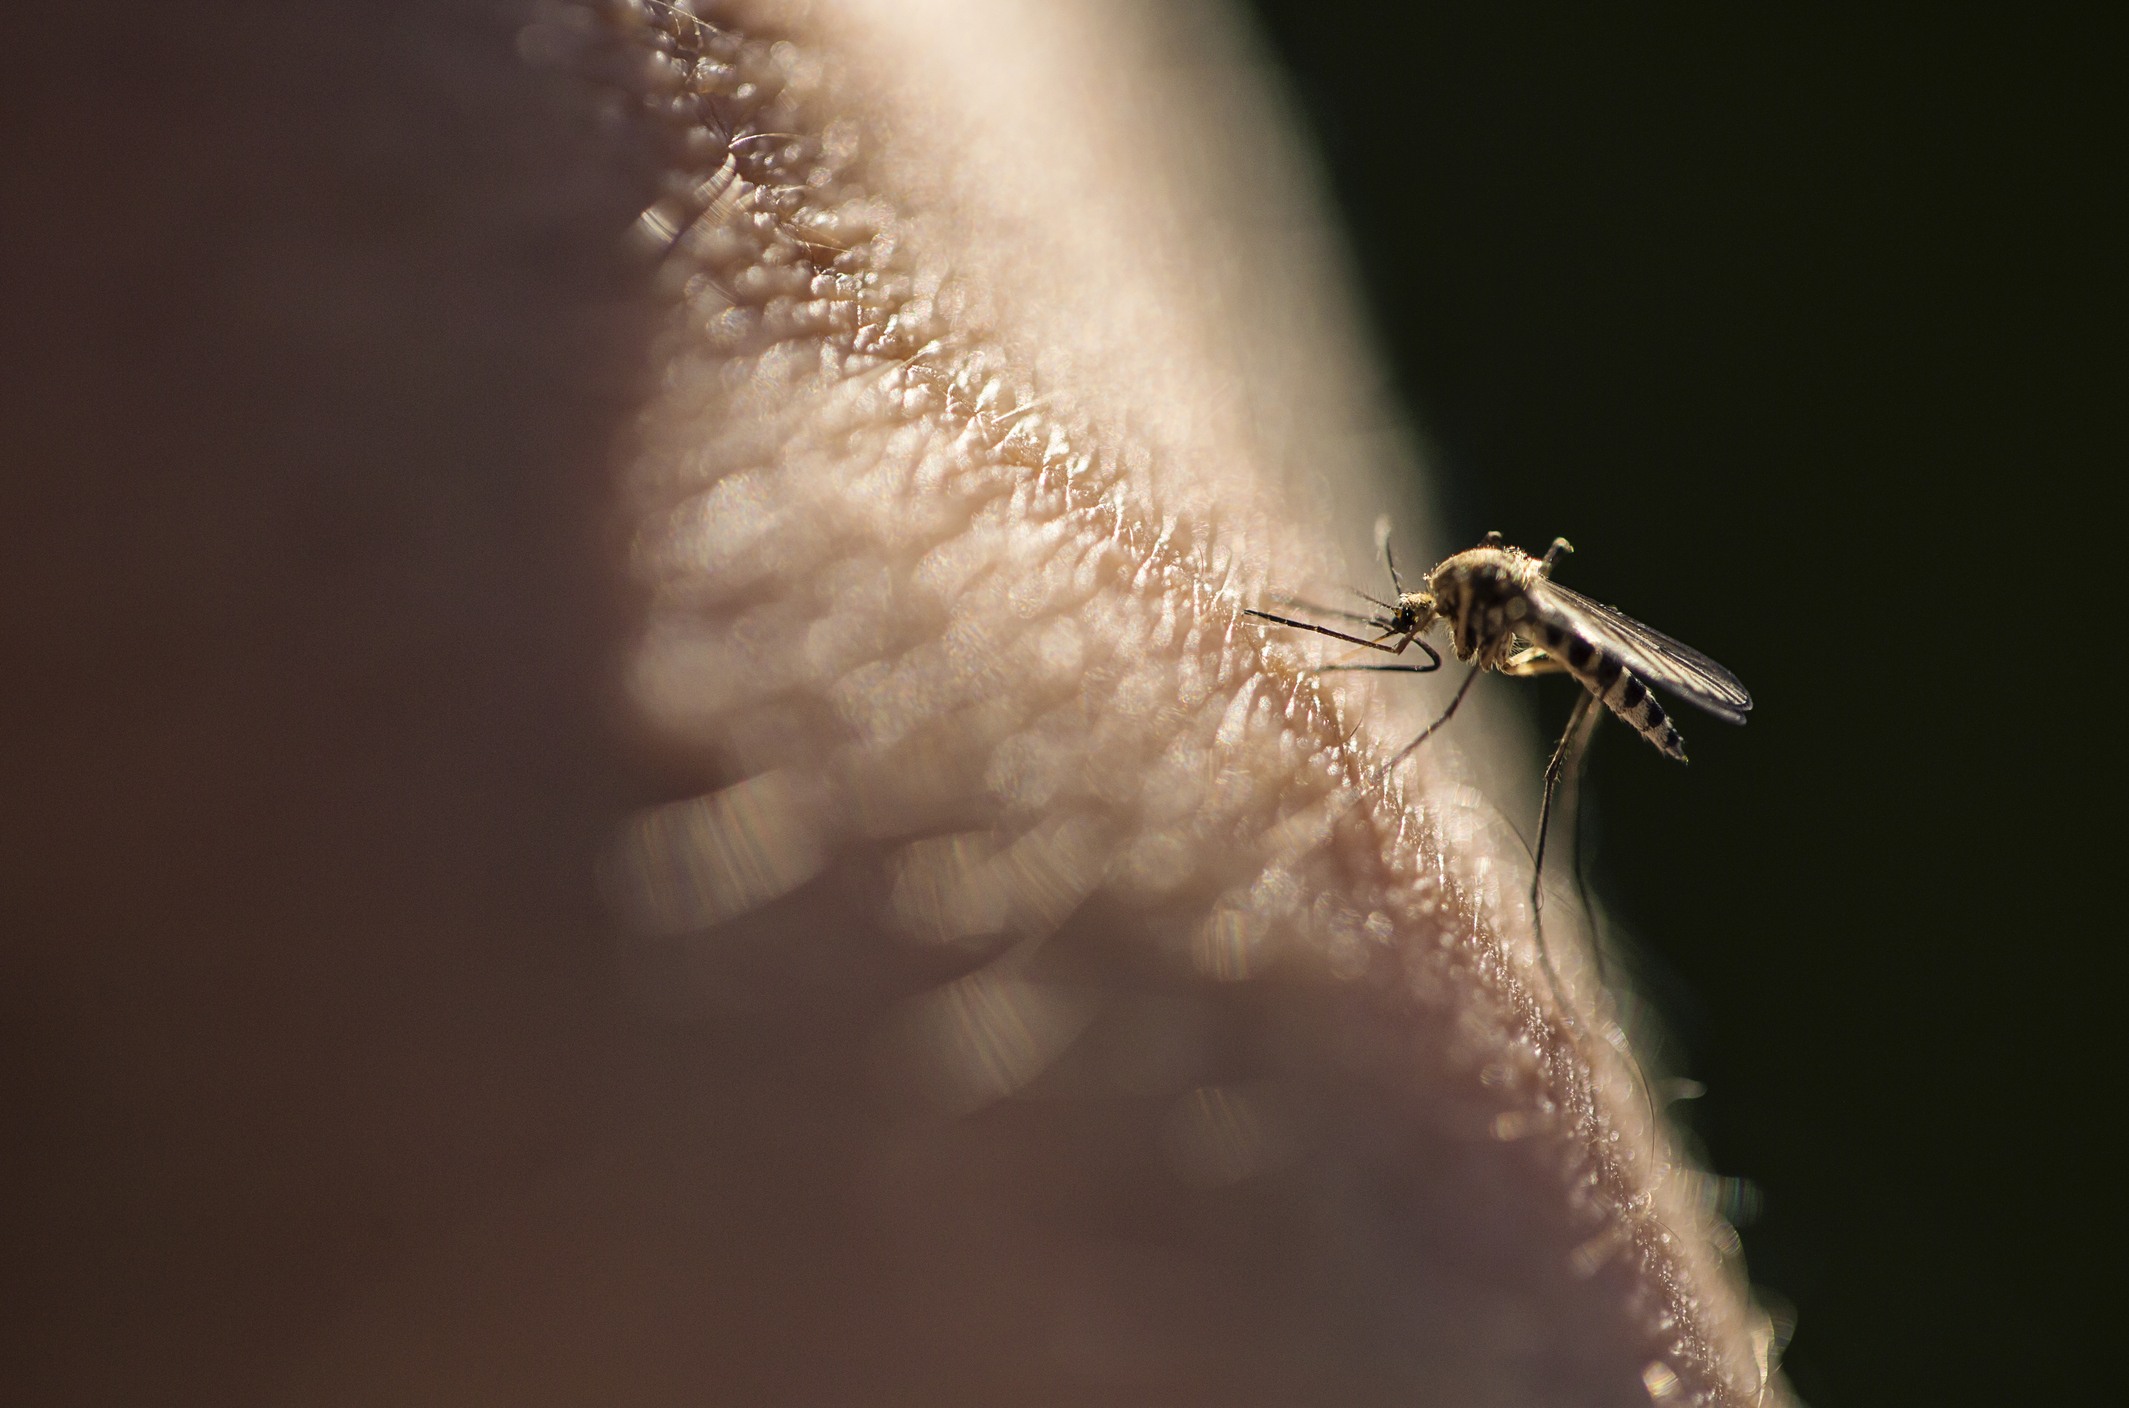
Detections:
[2, 1, 1784, 1402]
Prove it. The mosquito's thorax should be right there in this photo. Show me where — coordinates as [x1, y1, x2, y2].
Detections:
[1424, 545, 1544, 666]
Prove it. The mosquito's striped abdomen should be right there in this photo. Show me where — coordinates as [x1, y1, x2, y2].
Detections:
[1595, 660, 1687, 761]
[1530, 622, 1689, 761]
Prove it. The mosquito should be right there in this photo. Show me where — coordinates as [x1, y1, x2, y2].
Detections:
[1246, 526, 1752, 1013]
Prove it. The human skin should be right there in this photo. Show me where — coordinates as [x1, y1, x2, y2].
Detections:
[1, 1, 1783, 1404]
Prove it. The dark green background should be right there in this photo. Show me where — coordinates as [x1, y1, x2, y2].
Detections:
[1237, 5, 2113, 1404]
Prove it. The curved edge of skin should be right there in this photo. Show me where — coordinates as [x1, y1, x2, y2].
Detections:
[299, 2, 1788, 1403]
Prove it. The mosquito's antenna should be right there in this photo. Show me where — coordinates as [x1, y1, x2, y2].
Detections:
[1374, 515, 1404, 594]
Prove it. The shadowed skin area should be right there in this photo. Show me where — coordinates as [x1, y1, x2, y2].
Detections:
[1, 1, 1784, 1404]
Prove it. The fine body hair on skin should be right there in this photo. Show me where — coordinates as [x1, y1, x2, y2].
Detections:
[0, 1, 1788, 1403]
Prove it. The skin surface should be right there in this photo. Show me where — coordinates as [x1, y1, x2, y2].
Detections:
[1, 1, 1785, 1403]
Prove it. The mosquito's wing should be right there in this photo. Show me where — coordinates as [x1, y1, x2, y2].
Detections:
[1525, 578, 1753, 723]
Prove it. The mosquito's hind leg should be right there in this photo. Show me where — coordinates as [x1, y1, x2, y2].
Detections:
[1531, 690, 1603, 1019]
[1538, 537, 1574, 577]
[1557, 711, 1667, 1175]
[1540, 690, 1670, 1176]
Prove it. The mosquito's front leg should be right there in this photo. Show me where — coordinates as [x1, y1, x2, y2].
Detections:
[1319, 634, 1444, 673]
[1319, 662, 1438, 674]
[1243, 610, 1404, 654]
[1265, 598, 1381, 628]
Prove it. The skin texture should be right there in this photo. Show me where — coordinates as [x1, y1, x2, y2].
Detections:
[1, 1, 1786, 1403]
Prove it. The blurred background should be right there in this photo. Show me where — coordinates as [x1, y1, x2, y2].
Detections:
[1237, 4, 2115, 1403]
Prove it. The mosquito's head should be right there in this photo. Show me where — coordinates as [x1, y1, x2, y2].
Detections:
[1386, 590, 1439, 641]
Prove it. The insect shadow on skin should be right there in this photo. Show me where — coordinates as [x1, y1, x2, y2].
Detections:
[1246, 521, 1753, 1095]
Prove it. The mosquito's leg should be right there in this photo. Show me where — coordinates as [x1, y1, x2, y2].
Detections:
[1244, 611, 1404, 653]
[1528, 688, 1675, 1190]
[1318, 663, 1438, 673]
[1550, 697, 1668, 1175]
[1265, 597, 1382, 627]
[1540, 688, 1609, 1004]
[1384, 667, 1483, 768]
[1533, 691, 1602, 919]
[1318, 634, 1442, 674]
[1531, 691, 1603, 1021]
[1245, 613, 1447, 674]
[1498, 646, 1568, 677]
[1538, 537, 1574, 577]
[1563, 722, 1604, 994]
